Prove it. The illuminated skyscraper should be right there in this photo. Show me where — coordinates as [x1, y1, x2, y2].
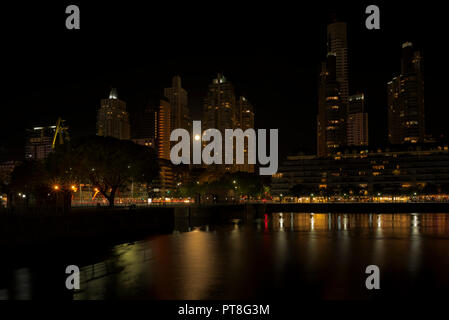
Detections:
[157, 99, 171, 160]
[347, 93, 368, 146]
[202, 74, 256, 173]
[164, 75, 190, 132]
[327, 21, 349, 107]
[97, 88, 131, 140]
[388, 42, 425, 144]
[318, 20, 351, 157]
[156, 99, 175, 195]
[317, 53, 346, 157]
[203, 73, 236, 134]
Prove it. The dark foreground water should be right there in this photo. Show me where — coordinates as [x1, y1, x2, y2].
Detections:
[2, 213, 449, 300]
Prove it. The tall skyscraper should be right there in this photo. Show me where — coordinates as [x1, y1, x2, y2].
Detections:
[317, 53, 346, 157]
[97, 88, 131, 140]
[132, 104, 158, 149]
[203, 73, 236, 134]
[347, 93, 369, 146]
[164, 75, 190, 132]
[157, 99, 171, 161]
[327, 21, 349, 107]
[388, 42, 425, 144]
[202, 74, 256, 173]
[318, 20, 351, 157]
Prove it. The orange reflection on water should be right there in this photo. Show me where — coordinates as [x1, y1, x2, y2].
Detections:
[269, 213, 449, 235]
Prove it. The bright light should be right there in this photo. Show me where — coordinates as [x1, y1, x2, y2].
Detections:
[233, 180, 236, 184]
[53, 185, 59, 190]
[194, 134, 200, 141]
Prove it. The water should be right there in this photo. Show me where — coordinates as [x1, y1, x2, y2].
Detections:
[2, 213, 449, 300]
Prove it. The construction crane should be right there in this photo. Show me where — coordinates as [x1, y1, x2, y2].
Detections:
[52, 117, 70, 149]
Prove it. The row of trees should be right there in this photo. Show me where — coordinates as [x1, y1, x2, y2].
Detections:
[5, 136, 159, 210]
[175, 172, 270, 201]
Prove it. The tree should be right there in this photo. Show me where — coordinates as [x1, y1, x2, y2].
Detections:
[9, 160, 49, 209]
[75, 136, 159, 207]
[45, 143, 80, 213]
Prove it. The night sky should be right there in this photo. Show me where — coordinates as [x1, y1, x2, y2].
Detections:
[1, 1, 447, 160]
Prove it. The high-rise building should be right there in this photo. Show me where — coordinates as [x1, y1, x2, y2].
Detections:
[347, 93, 369, 146]
[318, 20, 351, 158]
[25, 126, 57, 160]
[388, 42, 425, 144]
[237, 96, 255, 173]
[317, 53, 346, 157]
[239, 96, 254, 131]
[157, 99, 171, 161]
[327, 21, 349, 107]
[97, 88, 131, 140]
[203, 74, 256, 173]
[203, 73, 236, 134]
[132, 104, 158, 149]
[164, 75, 190, 132]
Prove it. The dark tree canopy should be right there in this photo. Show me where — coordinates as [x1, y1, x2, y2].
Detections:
[75, 136, 159, 206]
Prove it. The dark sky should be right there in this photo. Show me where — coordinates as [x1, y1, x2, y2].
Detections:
[1, 1, 447, 160]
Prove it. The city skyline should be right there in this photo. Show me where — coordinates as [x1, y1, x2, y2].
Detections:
[2, 2, 449, 306]
[1, 2, 447, 162]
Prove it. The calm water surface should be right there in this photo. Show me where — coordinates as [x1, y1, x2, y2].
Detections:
[2, 213, 449, 300]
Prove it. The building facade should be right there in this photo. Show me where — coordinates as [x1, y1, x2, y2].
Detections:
[157, 99, 171, 161]
[272, 145, 449, 197]
[347, 93, 368, 146]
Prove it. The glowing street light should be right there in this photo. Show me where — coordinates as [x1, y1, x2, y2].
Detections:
[54, 185, 60, 191]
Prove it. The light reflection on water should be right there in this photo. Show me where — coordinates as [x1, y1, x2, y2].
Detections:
[2, 213, 449, 300]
